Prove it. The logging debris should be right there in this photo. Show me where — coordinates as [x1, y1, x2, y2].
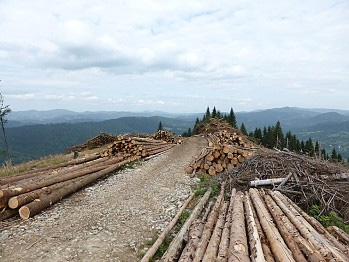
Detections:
[67, 132, 116, 152]
[228, 150, 349, 221]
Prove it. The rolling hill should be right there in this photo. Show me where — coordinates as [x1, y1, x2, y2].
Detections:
[0, 116, 194, 164]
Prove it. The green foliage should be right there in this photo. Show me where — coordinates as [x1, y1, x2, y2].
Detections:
[180, 210, 191, 225]
[158, 121, 163, 131]
[194, 173, 219, 197]
[240, 122, 248, 135]
[309, 205, 349, 233]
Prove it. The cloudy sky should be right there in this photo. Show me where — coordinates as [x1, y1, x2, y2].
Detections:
[0, 0, 348, 112]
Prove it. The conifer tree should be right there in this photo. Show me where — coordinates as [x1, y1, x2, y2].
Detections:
[187, 128, 192, 137]
[212, 106, 217, 118]
[158, 121, 163, 131]
[331, 148, 338, 162]
[300, 140, 305, 153]
[216, 110, 221, 119]
[274, 121, 284, 149]
[229, 108, 237, 128]
[337, 153, 342, 162]
[314, 141, 320, 156]
[240, 122, 248, 135]
[204, 106, 210, 121]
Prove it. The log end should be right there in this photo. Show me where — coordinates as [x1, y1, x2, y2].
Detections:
[19, 206, 30, 220]
[8, 197, 19, 209]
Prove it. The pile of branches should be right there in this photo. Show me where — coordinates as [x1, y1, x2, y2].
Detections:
[186, 131, 253, 176]
[67, 132, 116, 152]
[100, 135, 175, 158]
[153, 130, 178, 143]
[229, 150, 349, 221]
[0, 154, 140, 221]
[143, 185, 349, 261]
[195, 118, 238, 134]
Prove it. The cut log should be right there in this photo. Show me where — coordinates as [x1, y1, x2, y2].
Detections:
[18, 157, 138, 219]
[216, 188, 236, 262]
[249, 189, 295, 262]
[327, 226, 349, 246]
[228, 192, 249, 262]
[263, 194, 307, 262]
[141, 193, 194, 262]
[0, 156, 125, 202]
[0, 208, 17, 221]
[269, 191, 347, 261]
[178, 220, 204, 262]
[202, 201, 228, 262]
[193, 182, 226, 262]
[161, 188, 212, 262]
[250, 178, 286, 187]
[244, 192, 265, 262]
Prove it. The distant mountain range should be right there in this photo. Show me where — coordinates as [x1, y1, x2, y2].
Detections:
[1, 107, 349, 164]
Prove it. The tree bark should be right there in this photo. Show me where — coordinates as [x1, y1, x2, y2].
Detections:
[161, 188, 212, 262]
[18, 157, 138, 219]
[228, 192, 250, 262]
[249, 189, 295, 262]
[193, 182, 226, 262]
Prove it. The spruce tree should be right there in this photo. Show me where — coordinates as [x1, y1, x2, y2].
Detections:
[216, 110, 221, 119]
[212, 106, 217, 118]
[321, 149, 327, 160]
[204, 106, 210, 121]
[338, 153, 342, 162]
[240, 122, 248, 135]
[314, 141, 320, 156]
[229, 108, 237, 128]
[300, 140, 305, 153]
[0, 93, 11, 162]
[274, 121, 284, 149]
[331, 148, 338, 162]
[158, 121, 163, 131]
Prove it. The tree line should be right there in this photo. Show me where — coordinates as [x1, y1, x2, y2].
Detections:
[180, 106, 345, 163]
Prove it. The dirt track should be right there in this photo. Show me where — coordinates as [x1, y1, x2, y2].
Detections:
[0, 136, 206, 262]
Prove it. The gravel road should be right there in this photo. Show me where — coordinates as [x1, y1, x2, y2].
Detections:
[0, 136, 206, 262]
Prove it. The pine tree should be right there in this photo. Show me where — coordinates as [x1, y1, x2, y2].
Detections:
[331, 148, 338, 162]
[300, 140, 305, 153]
[193, 117, 200, 134]
[321, 149, 327, 160]
[314, 141, 320, 157]
[212, 106, 217, 118]
[204, 106, 210, 121]
[305, 138, 314, 156]
[274, 121, 284, 149]
[216, 110, 221, 119]
[228, 108, 237, 128]
[240, 122, 248, 135]
[158, 121, 163, 131]
[337, 153, 342, 162]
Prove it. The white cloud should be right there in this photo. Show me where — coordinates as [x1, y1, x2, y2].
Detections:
[6, 93, 35, 100]
[0, 0, 348, 111]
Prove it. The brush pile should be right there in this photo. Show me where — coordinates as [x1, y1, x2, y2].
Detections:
[145, 185, 349, 262]
[186, 131, 253, 176]
[230, 150, 349, 221]
[153, 130, 178, 144]
[100, 135, 175, 158]
[67, 132, 116, 152]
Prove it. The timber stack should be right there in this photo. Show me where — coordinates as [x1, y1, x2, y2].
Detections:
[100, 135, 175, 158]
[143, 185, 349, 262]
[186, 131, 253, 176]
[0, 135, 176, 221]
[153, 130, 179, 144]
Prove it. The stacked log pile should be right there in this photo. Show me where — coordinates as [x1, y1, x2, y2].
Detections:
[143, 186, 349, 261]
[186, 131, 253, 176]
[229, 150, 349, 221]
[0, 135, 176, 221]
[0, 154, 140, 221]
[67, 132, 116, 152]
[100, 135, 175, 158]
[153, 130, 179, 144]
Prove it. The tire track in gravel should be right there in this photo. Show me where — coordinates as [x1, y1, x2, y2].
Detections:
[0, 136, 207, 262]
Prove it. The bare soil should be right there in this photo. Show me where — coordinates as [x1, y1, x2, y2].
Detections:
[0, 136, 206, 262]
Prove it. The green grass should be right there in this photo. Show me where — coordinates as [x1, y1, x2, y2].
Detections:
[309, 205, 349, 233]
[194, 173, 219, 197]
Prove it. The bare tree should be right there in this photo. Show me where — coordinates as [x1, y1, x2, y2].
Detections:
[0, 91, 11, 162]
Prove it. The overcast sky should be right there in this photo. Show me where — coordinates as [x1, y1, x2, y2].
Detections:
[0, 0, 348, 112]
